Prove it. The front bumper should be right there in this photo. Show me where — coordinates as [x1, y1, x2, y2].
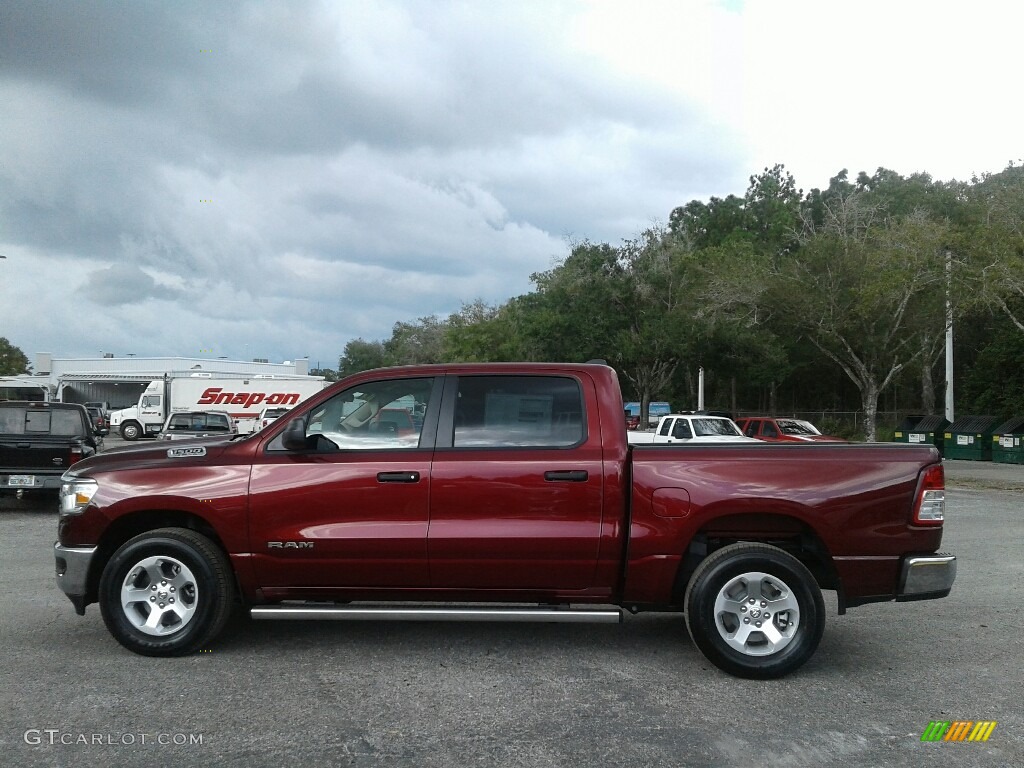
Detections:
[896, 553, 956, 601]
[54, 542, 97, 615]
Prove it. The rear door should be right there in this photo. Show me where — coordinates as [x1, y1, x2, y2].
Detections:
[427, 373, 604, 590]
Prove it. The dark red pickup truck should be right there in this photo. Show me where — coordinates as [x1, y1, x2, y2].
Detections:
[54, 363, 955, 678]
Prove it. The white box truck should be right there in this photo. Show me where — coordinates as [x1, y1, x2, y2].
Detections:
[108, 374, 325, 440]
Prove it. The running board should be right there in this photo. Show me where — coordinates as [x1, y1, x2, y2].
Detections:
[250, 605, 623, 624]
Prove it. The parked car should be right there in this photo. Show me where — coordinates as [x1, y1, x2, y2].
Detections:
[1, 401, 98, 497]
[55, 362, 954, 678]
[370, 407, 417, 436]
[258, 407, 292, 430]
[159, 410, 237, 440]
[736, 417, 845, 443]
[627, 413, 761, 444]
[85, 406, 109, 437]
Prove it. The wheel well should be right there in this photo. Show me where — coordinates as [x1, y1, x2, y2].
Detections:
[671, 513, 843, 612]
[85, 510, 231, 605]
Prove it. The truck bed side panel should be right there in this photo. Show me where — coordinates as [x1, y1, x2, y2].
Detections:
[624, 443, 943, 604]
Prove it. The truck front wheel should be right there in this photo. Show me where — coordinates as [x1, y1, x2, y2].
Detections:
[119, 421, 142, 441]
[684, 543, 825, 679]
[98, 528, 233, 656]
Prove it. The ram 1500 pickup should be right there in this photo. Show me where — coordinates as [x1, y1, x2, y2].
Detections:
[54, 363, 955, 678]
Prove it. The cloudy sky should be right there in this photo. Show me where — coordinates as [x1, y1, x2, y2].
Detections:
[2, 0, 1021, 370]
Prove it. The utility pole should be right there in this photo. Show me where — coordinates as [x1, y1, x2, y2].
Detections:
[944, 250, 955, 423]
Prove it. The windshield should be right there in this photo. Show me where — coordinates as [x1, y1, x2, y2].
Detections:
[777, 419, 820, 436]
[692, 418, 742, 437]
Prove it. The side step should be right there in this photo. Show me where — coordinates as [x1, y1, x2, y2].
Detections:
[251, 605, 623, 624]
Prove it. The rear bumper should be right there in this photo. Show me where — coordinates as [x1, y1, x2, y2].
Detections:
[54, 542, 97, 615]
[2, 472, 64, 490]
[896, 553, 956, 601]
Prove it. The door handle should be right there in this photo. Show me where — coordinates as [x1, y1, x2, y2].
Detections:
[544, 470, 589, 482]
[376, 471, 420, 483]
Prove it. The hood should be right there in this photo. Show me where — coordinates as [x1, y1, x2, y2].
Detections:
[64, 435, 239, 478]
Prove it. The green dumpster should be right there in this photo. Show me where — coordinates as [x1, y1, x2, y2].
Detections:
[943, 415, 999, 461]
[992, 417, 1024, 465]
[893, 415, 949, 456]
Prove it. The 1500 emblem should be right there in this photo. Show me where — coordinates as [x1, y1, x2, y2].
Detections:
[167, 447, 207, 458]
[267, 541, 314, 549]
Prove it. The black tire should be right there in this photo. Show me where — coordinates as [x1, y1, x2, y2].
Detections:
[684, 542, 825, 679]
[99, 528, 233, 656]
[120, 421, 142, 441]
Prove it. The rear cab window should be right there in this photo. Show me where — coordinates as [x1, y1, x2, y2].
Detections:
[0, 405, 87, 436]
[168, 412, 232, 432]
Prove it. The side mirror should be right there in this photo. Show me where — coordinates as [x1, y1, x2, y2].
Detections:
[281, 417, 308, 451]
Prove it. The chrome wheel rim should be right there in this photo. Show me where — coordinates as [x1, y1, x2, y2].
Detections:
[713, 570, 800, 656]
[120, 555, 199, 636]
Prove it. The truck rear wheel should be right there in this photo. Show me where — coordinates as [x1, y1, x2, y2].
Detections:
[120, 421, 142, 441]
[684, 542, 824, 679]
[99, 528, 233, 656]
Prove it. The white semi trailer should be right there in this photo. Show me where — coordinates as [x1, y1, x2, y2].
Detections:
[108, 374, 325, 440]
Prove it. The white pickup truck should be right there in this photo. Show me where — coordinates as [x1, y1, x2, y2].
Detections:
[627, 413, 761, 445]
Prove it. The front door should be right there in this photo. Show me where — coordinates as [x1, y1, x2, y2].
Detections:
[248, 376, 439, 591]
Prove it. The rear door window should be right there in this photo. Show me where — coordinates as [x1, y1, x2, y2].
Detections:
[450, 376, 584, 448]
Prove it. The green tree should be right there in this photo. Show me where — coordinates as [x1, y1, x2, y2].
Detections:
[0, 337, 31, 375]
[385, 316, 448, 365]
[778, 196, 951, 440]
[443, 300, 528, 362]
[965, 164, 1024, 331]
[338, 339, 389, 376]
[610, 227, 694, 425]
[958, 317, 1024, 416]
[743, 164, 802, 255]
[669, 194, 748, 249]
[522, 241, 629, 363]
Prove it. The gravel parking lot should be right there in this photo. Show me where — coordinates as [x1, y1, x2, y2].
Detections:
[1, 452, 1021, 767]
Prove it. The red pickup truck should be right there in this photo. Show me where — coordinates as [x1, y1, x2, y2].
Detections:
[54, 363, 955, 678]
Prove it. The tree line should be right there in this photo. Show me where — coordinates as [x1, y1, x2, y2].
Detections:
[332, 163, 1024, 441]
[7, 164, 1020, 441]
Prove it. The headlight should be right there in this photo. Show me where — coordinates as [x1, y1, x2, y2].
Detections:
[60, 478, 99, 516]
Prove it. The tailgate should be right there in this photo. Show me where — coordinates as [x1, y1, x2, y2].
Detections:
[0, 438, 75, 476]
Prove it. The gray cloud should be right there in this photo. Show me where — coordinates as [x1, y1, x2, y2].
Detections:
[0, 0, 743, 366]
[81, 263, 185, 306]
